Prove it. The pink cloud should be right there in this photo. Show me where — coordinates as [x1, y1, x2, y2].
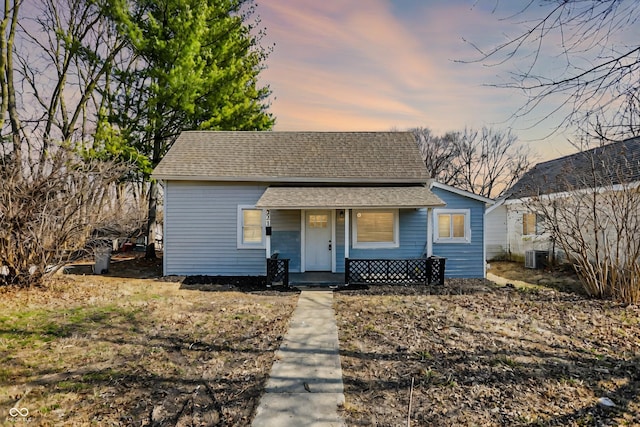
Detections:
[258, 0, 443, 130]
[255, 0, 578, 160]
[260, 0, 439, 89]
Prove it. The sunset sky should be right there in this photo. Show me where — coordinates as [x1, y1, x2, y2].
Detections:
[256, 0, 636, 161]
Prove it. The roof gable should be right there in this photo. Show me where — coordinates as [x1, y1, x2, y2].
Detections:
[430, 181, 494, 204]
[506, 137, 640, 199]
[152, 131, 429, 183]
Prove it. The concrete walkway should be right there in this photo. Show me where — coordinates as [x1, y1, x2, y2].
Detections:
[487, 272, 536, 288]
[252, 289, 346, 427]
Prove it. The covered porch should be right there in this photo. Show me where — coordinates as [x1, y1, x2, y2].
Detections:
[258, 185, 446, 284]
[269, 258, 447, 287]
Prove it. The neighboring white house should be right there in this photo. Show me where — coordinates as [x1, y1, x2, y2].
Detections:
[486, 137, 640, 263]
[484, 199, 507, 260]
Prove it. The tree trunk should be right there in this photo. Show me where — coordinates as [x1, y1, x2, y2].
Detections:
[144, 179, 157, 259]
[2, 0, 22, 167]
[145, 132, 163, 259]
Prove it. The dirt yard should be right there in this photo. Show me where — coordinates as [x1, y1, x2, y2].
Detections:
[488, 260, 584, 294]
[2, 257, 639, 426]
[335, 266, 640, 426]
[0, 254, 298, 426]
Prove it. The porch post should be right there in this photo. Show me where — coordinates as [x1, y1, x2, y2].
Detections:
[265, 209, 271, 258]
[331, 210, 337, 273]
[300, 209, 305, 273]
[344, 209, 350, 259]
[426, 207, 433, 257]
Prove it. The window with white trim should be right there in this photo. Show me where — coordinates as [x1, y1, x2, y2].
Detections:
[352, 209, 399, 248]
[434, 209, 470, 243]
[237, 205, 265, 249]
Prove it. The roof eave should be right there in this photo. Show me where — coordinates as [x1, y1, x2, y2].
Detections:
[430, 181, 495, 204]
[151, 174, 429, 184]
[255, 203, 447, 209]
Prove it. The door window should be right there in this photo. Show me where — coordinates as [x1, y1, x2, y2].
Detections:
[308, 214, 328, 228]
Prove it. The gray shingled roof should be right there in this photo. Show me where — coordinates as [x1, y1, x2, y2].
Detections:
[152, 131, 429, 183]
[506, 137, 640, 199]
[255, 186, 445, 209]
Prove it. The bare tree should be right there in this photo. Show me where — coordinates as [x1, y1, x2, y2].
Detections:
[469, 2, 640, 301]
[472, 0, 640, 141]
[412, 127, 460, 184]
[452, 127, 534, 199]
[526, 140, 640, 303]
[0, 148, 135, 287]
[1, 0, 24, 164]
[0, 0, 146, 286]
[14, 0, 126, 161]
[413, 126, 534, 198]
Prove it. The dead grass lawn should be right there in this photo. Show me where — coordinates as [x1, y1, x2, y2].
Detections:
[4, 256, 639, 426]
[0, 258, 297, 426]
[335, 280, 640, 426]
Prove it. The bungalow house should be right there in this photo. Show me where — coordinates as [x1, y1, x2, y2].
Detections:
[152, 131, 492, 279]
[487, 136, 640, 263]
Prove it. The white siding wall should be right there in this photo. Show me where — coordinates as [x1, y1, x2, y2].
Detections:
[164, 181, 268, 275]
[485, 204, 508, 260]
[506, 201, 553, 258]
[507, 190, 640, 264]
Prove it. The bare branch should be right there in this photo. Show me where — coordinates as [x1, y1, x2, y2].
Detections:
[414, 126, 536, 198]
[523, 139, 640, 303]
[470, 0, 640, 139]
[0, 148, 141, 287]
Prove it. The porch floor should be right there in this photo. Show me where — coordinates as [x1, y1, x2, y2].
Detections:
[289, 272, 345, 286]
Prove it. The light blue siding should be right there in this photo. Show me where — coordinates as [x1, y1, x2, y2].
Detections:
[164, 181, 268, 275]
[271, 210, 301, 272]
[431, 187, 486, 278]
[164, 183, 485, 278]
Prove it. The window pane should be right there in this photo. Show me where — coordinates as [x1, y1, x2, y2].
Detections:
[535, 214, 544, 235]
[523, 213, 536, 235]
[244, 210, 261, 226]
[358, 212, 394, 242]
[438, 215, 451, 238]
[437, 212, 468, 241]
[309, 214, 327, 228]
[243, 210, 262, 243]
[452, 214, 465, 237]
[244, 227, 262, 243]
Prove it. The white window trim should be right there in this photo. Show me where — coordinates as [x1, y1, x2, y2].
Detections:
[433, 208, 471, 244]
[352, 208, 400, 249]
[237, 205, 265, 249]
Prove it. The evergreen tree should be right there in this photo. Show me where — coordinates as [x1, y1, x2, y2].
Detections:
[103, 0, 274, 256]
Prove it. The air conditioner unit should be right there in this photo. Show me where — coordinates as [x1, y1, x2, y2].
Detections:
[525, 250, 548, 269]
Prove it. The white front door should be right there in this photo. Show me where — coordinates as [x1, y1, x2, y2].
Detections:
[305, 210, 332, 271]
